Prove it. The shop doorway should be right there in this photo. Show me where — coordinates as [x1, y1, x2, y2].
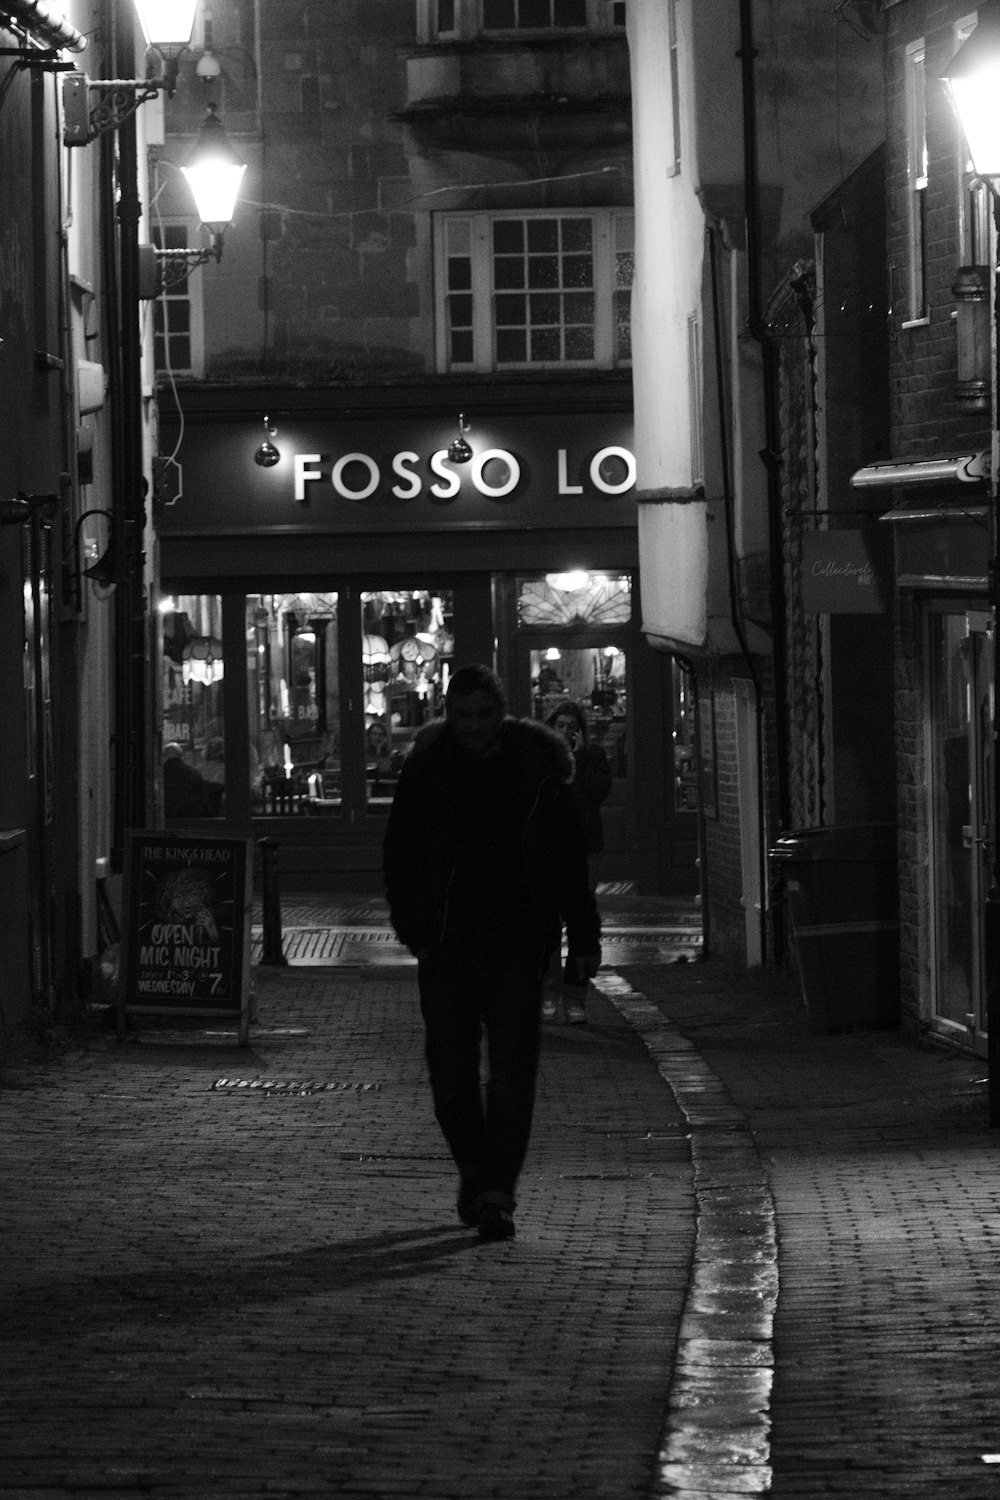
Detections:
[927, 607, 994, 1051]
[514, 632, 633, 882]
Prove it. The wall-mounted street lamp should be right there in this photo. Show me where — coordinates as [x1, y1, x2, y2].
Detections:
[61, 0, 201, 143]
[942, 3, 1000, 1124]
[140, 103, 247, 292]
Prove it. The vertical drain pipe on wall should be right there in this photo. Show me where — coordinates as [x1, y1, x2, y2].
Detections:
[738, 0, 791, 962]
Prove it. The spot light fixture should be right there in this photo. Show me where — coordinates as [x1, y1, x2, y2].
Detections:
[254, 416, 281, 468]
[448, 413, 473, 465]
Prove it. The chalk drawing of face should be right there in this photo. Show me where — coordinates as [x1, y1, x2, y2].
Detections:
[157, 868, 220, 944]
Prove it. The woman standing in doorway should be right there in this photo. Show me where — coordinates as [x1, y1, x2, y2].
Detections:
[543, 701, 612, 1023]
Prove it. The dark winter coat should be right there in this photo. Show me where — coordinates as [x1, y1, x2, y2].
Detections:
[569, 743, 613, 855]
[383, 716, 601, 965]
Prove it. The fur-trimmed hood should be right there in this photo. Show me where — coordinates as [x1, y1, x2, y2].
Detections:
[408, 714, 574, 783]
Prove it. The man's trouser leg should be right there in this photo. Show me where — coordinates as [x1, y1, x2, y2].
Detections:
[478, 950, 545, 1207]
[418, 952, 486, 1184]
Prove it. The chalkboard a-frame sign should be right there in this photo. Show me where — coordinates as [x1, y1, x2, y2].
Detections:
[118, 831, 254, 1044]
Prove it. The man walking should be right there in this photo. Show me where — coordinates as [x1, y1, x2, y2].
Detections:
[383, 664, 601, 1240]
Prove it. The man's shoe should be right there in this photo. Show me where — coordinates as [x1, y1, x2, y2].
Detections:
[477, 1203, 516, 1241]
[565, 999, 587, 1025]
[541, 991, 559, 1021]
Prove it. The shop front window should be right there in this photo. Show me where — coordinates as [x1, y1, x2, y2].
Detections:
[362, 589, 455, 809]
[247, 593, 341, 816]
[673, 659, 698, 812]
[162, 594, 225, 818]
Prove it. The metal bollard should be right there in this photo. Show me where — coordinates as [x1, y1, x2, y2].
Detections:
[257, 836, 288, 966]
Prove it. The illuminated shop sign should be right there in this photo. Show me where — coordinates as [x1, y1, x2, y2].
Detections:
[293, 446, 636, 503]
[155, 411, 637, 535]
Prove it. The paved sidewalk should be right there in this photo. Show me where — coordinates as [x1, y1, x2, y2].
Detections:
[0, 964, 694, 1500]
[613, 960, 1000, 1500]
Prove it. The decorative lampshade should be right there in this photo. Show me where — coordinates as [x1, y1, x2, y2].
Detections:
[942, 6, 1000, 177]
[181, 106, 247, 234]
[182, 635, 224, 685]
[132, 0, 199, 51]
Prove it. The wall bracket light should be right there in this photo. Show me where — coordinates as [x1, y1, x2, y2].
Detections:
[448, 413, 473, 464]
[63, 508, 124, 606]
[254, 416, 281, 468]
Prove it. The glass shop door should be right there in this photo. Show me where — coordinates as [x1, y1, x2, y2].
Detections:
[514, 630, 633, 882]
[927, 608, 994, 1051]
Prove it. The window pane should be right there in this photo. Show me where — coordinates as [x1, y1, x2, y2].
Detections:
[248, 593, 341, 817]
[483, 0, 516, 25]
[527, 255, 559, 288]
[362, 590, 454, 811]
[562, 254, 593, 288]
[673, 660, 698, 812]
[563, 291, 594, 322]
[564, 325, 594, 360]
[438, 0, 456, 30]
[615, 289, 632, 361]
[553, 0, 586, 23]
[162, 594, 225, 819]
[493, 219, 524, 253]
[447, 258, 472, 290]
[446, 217, 472, 254]
[450, 329, 474, 363]
[529, 292, 560, 324]
[527, 218, 558, 252]
[561, 218, 592, 251]
[448, 292, 473, 324]
[494, 257, 526, 290]
[519, 0, 551, 26]
[495, 293, 526, 326]
[531, 327, 561, 361]
[496, 328, 527, 362]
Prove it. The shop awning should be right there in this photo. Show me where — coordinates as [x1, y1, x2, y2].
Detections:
[1, 1, 86, 52]
[850, 452, 989, 489]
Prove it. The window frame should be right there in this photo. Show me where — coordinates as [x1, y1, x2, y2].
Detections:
[434, 208, 634, 374]
[903, 37, 929, 327]
[151, 221, 205, 379]
[423, 0, 623, 40]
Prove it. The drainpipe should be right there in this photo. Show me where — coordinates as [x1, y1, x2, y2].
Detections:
[106, 3, 148, 867]
[738, 0, 791, 961]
